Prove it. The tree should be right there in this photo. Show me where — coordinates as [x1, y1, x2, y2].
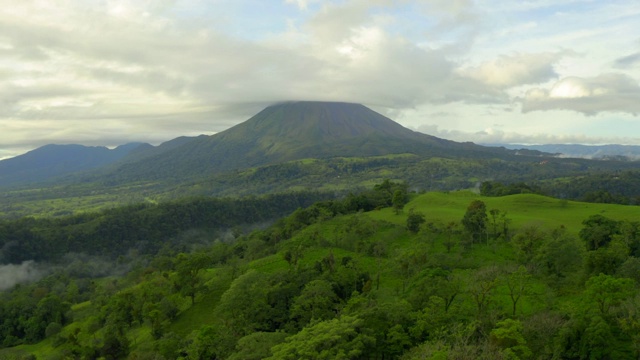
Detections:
[490, 319, 532, 360]
[580, 215, 619, 251]
[290, 279, 341, 328]
[581, 315, 615, 359]
[503, 266, 531, 317]
[535, 229, 584, 282]
[443, 221, 459, 253]
[584, 273, 635, 316]
[100, 324, 130, 360]
[228, 332, 288, 360]
[585, 239, 629, 276]
[488, 208, 511, 240]
[267, 316, 375, 360]
[468, 266, 499, 316]
[215, 269, 271, 337]
[184, 325, 222, 360]
[173, 252, 210, 305]
[512, 225, 547, 266]
[461, 200, 488, 246]
[392, 189, 407, 214]
[408, 268, 461, 313]
[406, 210, 426, 234]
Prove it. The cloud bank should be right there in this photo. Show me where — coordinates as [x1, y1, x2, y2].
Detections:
[523, 74, 640, 115]
[0, 1, 639, 158]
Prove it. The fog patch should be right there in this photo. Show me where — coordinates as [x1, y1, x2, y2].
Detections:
[60, 253, 140, 279]
[0, 260, 45, 291]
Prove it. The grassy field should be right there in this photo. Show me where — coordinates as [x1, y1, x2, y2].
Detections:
[369, 191, 640, 235]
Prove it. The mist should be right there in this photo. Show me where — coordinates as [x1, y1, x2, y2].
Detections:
[0, 260, 45, 291]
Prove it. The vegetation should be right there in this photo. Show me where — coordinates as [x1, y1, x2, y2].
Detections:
[2, 180, 640, 359]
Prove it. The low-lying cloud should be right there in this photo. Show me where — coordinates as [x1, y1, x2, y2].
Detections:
[0, 260, 45, 291]
[417, 123, 640, 146]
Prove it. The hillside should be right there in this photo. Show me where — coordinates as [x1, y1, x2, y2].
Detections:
[3, 188, 640, 359]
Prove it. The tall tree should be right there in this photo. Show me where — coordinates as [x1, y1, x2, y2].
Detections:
[173, 252, 210, 305]
[406, 209, 426, 234]
[461, 200, 488, 246]
[580, 215, 620, 251]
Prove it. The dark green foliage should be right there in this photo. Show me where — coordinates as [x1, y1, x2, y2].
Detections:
[489, 319, 532, 359]
[512, 225, 548, 266]
[3, 182, 640, 359]
[467, 266, 500, 316]
[289, 279, 341, 329]
[461, 200, 488, 245]
[407, 268, 462, 313]
[100, 324, 130, 360]
[228, 332, 288, 360]
[0, 191, 331, 263]
[580, 214, 620, 251]
[585, 240, 629, 276]
[173, 252, 210, 305]
[480, 181, 540, 197]
[267, 315, 375, 360]
[535, 228, 585, 283]
[540, 171, 640, 205]
[584, 274, 635, 316]
[554, 274, 637, 360]
[406, 210, 426, 234]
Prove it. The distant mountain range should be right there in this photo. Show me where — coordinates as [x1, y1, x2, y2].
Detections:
[0, 143, 145, 187]
[485, 144, 640, 160]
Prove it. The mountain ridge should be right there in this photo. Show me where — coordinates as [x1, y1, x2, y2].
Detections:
[106, 101, 524, 183]
[0, 101, 546, 190]
[0, 143, 147, 187]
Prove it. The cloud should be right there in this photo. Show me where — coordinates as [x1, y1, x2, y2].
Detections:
[522, 74, 640, 115]
[0, 0, 639, 159]
[284, 0, 319, 11]
[459, 52, 565, 88]
[0, 261, 44, 291]
[0, 0, 502, 159]
[614, 52, 640, 69]
[417, 123, 640, 146]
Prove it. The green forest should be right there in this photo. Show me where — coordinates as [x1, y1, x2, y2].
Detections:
[2, 181, 640, 359]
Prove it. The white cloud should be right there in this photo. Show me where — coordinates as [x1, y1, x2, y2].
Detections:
[459, 52, 565, 88]
[0, 0, 640, 159]
[523, 73, 640, 115]
[285, 0, 317, 11]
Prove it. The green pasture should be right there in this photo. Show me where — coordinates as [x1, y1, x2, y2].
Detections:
[369, 191, 640, 235]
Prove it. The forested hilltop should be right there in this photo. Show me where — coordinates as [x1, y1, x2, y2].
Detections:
[2, 181, 640, 359]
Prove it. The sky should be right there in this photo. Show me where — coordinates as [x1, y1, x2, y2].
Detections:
[1, 0, 640, 160]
